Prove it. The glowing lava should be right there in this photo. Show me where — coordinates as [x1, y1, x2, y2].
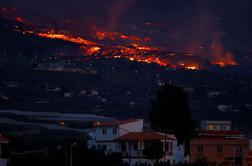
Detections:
[95, 30, 150, 42]
[210, 40, 237, 67]
[1, 9, 238, 70]
[15, 17, 24, 22]
[37, 32, 96, 45]
[128, 56, 168, 66]
[81, 46, 101, 56]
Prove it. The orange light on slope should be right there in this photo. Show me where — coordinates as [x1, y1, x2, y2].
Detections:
[95, 31, 148, 42]
[81, 46, 101, 56]
[15, 17, 24, 22]
[185, 65, 198, 70]
[210, 40, 237, 67]
[11, 17, 237, 70]
[128, 56, 168, 66]
[212, 61, 237, 67]
[37, 32, 96, 45]
[131, 44, 158, 51]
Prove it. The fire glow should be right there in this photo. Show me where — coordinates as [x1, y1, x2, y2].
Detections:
[95, 30, 150, 42]
[22, 30, 235, 70]
[15, 17, 24, 22]
[37, 32, 96, 46]
[209, 40, 237, 67]
[1, 9, 238, 70]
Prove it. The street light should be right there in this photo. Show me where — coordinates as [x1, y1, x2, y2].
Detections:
[70, 142, 77, 166]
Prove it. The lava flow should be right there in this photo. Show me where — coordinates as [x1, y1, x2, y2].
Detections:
[17, 29, 206, 70]
[0, 8, 237, 70]
[37, 32, 97, 45]
[95, 30, 150, 42]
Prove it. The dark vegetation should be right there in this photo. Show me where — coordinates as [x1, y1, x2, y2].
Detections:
[150, 85, 196, 152]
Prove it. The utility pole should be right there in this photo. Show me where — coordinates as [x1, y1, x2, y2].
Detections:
[164, 134, 167, 163]
[70, 142, 77, 166]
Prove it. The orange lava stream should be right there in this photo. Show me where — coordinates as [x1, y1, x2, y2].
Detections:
[32, 31, 202, 70]
[0, 8, 238, 70]
[37, 33, 96, 45]
[95, 30, 150, 42]
[14, 26, 235, 70]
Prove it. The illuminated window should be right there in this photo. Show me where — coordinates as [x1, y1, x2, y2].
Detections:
[208, 125, 214, 130]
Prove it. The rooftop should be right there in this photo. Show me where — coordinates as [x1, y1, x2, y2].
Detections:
[93, 119, 142, 127]
[201, 120, 232, 124]
[200, 130, 242, 136]
[116, 132, 176, 141]
[190, 138, 249, 145]
[196, 130, 245, 140]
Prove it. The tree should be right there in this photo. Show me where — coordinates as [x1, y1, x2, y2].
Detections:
[150, 84, 196, 149]
[143, 141, 164, 162]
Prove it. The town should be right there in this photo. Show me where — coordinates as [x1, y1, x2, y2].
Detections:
[1, 118, 252, 166]
[1, 0, 252, 166]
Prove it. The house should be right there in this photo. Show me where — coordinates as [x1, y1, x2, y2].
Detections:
[190, 121, 250, 166]
[246, 151, 252, 166]
[200, 120, 232, 131]
[88, 119, 143, 154]
[116, 131, 185, 166]
[88, 119, 186, 166]
[0, 134, 9, 166]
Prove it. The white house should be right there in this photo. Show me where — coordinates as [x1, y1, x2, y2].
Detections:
[88, 119, 143, 154]
[116, 131, 185, 166]
[88, 119, 185, 166]
[0, 134, 9, 166]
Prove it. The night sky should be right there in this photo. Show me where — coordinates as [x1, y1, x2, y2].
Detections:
[1, 0, 252, 52]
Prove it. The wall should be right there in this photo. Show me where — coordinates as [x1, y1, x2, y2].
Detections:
[119, 119, 143, 136]
[95, 127, 120, 141]
[190, 139, 250, 165]
[0, 159, 7, 166]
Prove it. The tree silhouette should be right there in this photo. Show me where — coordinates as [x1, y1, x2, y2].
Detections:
[150, 84, 196, 151]
[143, 141, 164, 162]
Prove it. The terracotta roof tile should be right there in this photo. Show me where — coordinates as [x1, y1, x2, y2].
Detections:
[200, 130, 241, 136]
[190, 138, 249, 145]
[116, 132, 176, 141]
[93, 119, 141, 127]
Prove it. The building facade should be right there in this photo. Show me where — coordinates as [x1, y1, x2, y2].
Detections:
[190, 121, 250, 166]
[116, 131, 185, 166]
[88, 119, 143, 154]
[88, 119, 185, 166]
[201, 120, 232, 131]
[246, 151, 252, 166]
